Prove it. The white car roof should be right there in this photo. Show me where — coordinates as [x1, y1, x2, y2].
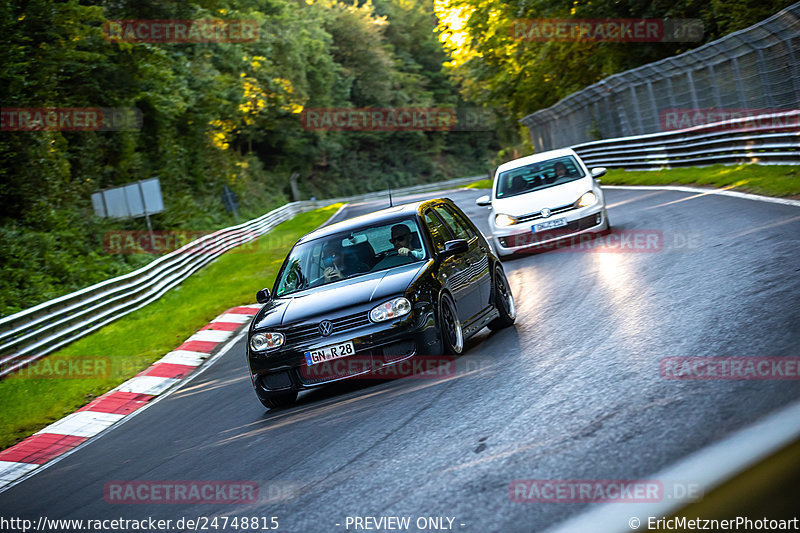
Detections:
[495, 148, 580, 174]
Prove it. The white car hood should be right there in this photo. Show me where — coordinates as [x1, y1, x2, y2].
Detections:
[493, 177, 592, 217]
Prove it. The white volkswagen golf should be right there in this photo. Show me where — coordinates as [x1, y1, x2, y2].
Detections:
[475, 148, 609, 257]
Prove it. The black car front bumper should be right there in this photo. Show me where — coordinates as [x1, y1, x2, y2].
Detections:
[247, 304, 441, 395]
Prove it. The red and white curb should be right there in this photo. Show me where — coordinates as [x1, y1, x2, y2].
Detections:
[0, 304, 261, 491]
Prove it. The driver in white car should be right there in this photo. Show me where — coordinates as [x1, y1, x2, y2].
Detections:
[390, 224, 424, 259]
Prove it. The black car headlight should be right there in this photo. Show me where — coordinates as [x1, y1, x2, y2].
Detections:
[250, 332, 285, 352]
[369, 297, 412, 323]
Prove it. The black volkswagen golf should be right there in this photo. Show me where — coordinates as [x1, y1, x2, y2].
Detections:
[246, 198, 516, 408]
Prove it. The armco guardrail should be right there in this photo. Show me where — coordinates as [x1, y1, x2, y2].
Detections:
[521, 3, 800, 152]
[0, 175, 482, 378]
[571, 111, 799, 169]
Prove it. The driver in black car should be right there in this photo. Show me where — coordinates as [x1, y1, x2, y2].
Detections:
[390, 224, 424, 259]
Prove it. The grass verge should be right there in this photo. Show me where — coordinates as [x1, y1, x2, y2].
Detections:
[463, 164, 800, 197]
[462, 179, 493, 189]
[0, 204, 341, 450]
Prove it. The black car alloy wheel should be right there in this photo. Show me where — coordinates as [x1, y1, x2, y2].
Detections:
[488, 266, 516, 331]
[439, 293, 463, 354]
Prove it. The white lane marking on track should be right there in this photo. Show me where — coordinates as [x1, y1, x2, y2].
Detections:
[605, 190, 667, 210]
[604, 185, 800, 207]
[213, 313, 252, 324]
[0, 462, 39, 489]
[323, 203, 348, 226]
[117, 376, 180, 395]
[188, 329, 232, 343]
[0, 330, 247, 494]
[35, 412, 125, 439]
[159, 350, 207, 366]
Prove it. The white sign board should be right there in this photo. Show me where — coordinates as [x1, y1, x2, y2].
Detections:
[91, 178, 164, 219]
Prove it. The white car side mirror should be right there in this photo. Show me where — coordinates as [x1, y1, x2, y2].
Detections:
[475, 195, 492, 207]
[591, 167, 607, 179]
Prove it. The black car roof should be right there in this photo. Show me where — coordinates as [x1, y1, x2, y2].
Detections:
[298, 198, 451, 245]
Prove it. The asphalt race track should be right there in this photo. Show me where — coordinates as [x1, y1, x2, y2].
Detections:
[1, 187, 799, 532]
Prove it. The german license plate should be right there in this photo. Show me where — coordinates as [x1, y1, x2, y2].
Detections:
[304, 341, 355, 366]
[533, 217, 567, 233]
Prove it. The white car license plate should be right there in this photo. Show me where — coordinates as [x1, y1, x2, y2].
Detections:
[533, 217, 567, 233]
[304, 341, 355, 366]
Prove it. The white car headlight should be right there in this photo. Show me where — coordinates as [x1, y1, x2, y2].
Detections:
[250, 332, 285, 352]
[370, 297, 412, 323]
[577, 191, 597, 207]
[495, 214, 518, 227]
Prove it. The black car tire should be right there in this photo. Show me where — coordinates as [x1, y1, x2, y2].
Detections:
[258, 391, 298, 409]
[439, 293, 464, 355]
[488, 266, 516, 331]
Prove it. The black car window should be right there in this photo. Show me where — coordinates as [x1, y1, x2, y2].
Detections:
[434, 205, 475, 240]
[274, 218, 427, 297]
[424, 210, 451, 253]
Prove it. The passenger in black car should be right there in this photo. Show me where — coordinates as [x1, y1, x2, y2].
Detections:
[322, 240, 368, 282]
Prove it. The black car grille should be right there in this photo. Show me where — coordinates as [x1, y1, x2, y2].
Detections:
[285, 311, 371, 344]
[517, 202, 576, 223]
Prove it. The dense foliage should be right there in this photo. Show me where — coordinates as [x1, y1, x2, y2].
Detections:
[0, 0, 496, 316]
[1, 0, 792, 316]
[434, 0, 796, 152]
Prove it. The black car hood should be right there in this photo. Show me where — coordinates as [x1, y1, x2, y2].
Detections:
[253, 261, 427, 329]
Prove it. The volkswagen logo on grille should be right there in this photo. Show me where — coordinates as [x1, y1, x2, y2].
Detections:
[318, 320, 333, 337]
[540, 208, 551, 218]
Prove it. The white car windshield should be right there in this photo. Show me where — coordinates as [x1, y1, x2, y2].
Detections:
[274, 219, 427, 297]
[496, 155, 586, 199]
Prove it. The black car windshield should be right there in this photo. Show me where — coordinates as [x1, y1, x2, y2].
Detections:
[496, 155, 586, 199]
[274, 218, 427, 297]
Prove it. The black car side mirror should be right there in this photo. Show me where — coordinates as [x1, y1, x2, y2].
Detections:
[439, 239, 469, 260]
[256, 288, 271, 304]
